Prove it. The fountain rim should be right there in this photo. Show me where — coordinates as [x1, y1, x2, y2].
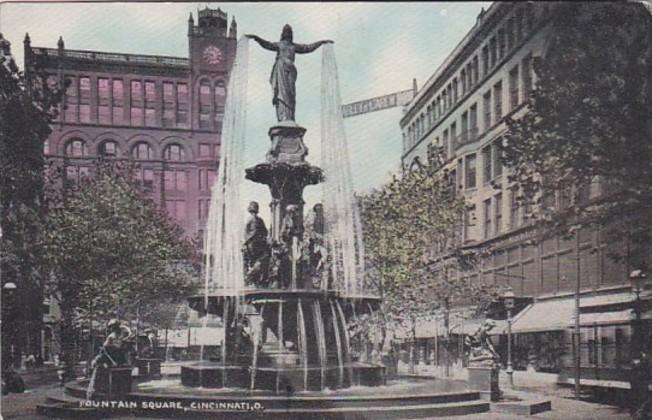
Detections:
[188, 288, 381, 302]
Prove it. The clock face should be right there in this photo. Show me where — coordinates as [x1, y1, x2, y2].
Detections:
[203, 45, 223, 65]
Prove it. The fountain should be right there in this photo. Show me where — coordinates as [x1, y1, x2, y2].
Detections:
[39, 29, 491, 419]
[183, 26, 382, 393]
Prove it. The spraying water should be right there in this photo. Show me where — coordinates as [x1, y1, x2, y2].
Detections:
[203, 37, 250, 295]
[320, 44, 367, 296]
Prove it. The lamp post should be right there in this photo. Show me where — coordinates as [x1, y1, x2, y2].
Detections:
[2, 282, 18, 371]
[629, 269, 647, 412]
[503, 286, 515, 388]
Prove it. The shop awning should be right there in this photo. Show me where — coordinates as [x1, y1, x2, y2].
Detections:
[511, 297, 641, 333]
[510, 299, 576, 333]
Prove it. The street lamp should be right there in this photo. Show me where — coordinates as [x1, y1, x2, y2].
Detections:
[2, 282, 18, 370]
[629, 269, 648, 413]
[503, 286, 515, 388]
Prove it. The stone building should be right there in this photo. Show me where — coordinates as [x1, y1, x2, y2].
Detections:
[399, 2, 651, 386]
[24, 7, 238, 241]
[21, 7, 237, 363]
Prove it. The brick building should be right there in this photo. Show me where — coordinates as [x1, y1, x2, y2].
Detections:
[399, 2, 651, 386]
[24, 7, 238, 241]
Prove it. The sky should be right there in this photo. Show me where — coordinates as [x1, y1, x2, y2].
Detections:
[0, 1, 490, 212]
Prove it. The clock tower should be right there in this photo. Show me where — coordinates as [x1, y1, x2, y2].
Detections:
[188, 7, 237, 131]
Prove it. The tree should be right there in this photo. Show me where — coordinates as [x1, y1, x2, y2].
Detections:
[502, 2, 652, 267]
[360, 156, 499, 370]
[43, 159, 198, 373]
[0, 33, 66, 366]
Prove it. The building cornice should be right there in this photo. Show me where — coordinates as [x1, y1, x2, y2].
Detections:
[400, 2, 514, 127]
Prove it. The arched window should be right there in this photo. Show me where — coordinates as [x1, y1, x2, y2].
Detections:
[99, 140, 119, 157]
[163, 144, 185, 161]
[132, 142, 153, 160]
[64, 138, 87, 157]
[215, 80, 226, 97]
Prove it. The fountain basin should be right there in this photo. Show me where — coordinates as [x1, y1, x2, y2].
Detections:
[180, 362, 385, 391]
[42, 376, 490, 419]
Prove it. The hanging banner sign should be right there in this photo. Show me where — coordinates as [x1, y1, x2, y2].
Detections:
[342, 89, 415, 118]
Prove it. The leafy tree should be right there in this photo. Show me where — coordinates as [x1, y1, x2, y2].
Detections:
[502, 2, 652, 267]
[0, 33, 66, 365]
[360, 156, 499, 371]
[43, 159, 198, 372]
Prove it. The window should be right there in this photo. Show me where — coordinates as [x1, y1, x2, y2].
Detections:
[498, 29, 505, 60]
[507, 17, 515, 50]
[461, 112, 469, 143]
[137, 168, 155, 192]
[516, 7, 524, 43]
[447, 85, 453, 108]
[509, 65, 519, 110]
[577, 181, 591, 206]
[177, 83, 189, 127]
[65, 165, 90, 186]
[65, 139, 87, 157]
[456, 159, 463, 190]
[112, 79, 124, 125]
[483, 91, 492, 131]
[452, 78, 458, 103]
[482, 145, 492, 184]
[162, 82, 175, 127]
[469, 103, 478, 139]
[163, 144, 185, 161]
[199, 143, 216, 158]
[461, 69, 467, 94]
[484, 198, 492, 239]
[99, 140, 118, 157]
[164, 170, 187, 192]
[489, 37, 497, 68]
[522, 55, 533, 99]
[472, 56, 479, 83]
[495, 193, 503, 235]
[493, 81, 503, 124]
[443, 129, 449, 158]
[145, 81, 156, 127]
[79, 76, 91, 123]
[98, 78, 110, 124]
[466, 63, 473, 89]
[510, 187, 520, 229]
[199, 80, 212, 129]
[465, 153, 477, 189]
[130, 80, 143, 126]
[493, 141, 503, 177]
[64, 75, 78, 122]
[215, 80, 226, 119]
[450, 122, 457, 149]
[165, 200, 186, 219]
[482, 46, 489, 76]
[132, 142, 153, 160]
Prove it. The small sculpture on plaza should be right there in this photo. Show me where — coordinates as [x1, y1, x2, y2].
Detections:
[465, 319, 500, 368]
[243, 201, 270, 286]
[246, 26, 333, 122]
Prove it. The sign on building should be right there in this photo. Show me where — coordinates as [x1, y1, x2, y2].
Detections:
[342, 89, 415, 118]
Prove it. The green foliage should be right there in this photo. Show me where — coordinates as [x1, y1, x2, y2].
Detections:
[0, 34, 66, 356]
[44, 160, 199, 329]
[502, 3, 652, 264]
[360, 158, 499, 344]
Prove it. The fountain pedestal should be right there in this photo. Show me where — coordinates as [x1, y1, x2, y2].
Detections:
[467, 366, 501, 401]
[92, 367, 132, 398]
[135, 358, 162, 378]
